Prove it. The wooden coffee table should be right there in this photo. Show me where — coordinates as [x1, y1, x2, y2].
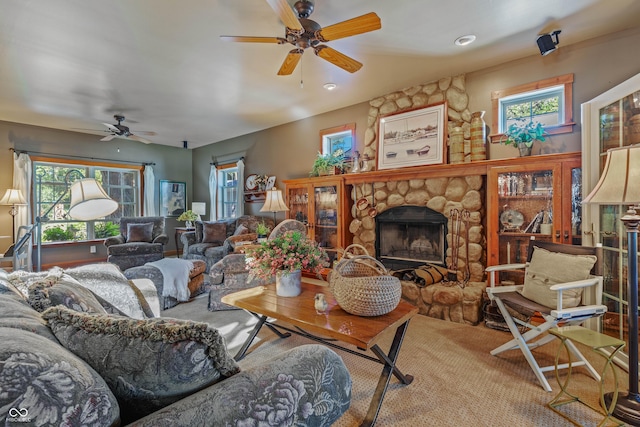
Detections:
[221, 280, 418, 427]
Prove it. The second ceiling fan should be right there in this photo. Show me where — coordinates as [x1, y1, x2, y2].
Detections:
[221, 0, 381, 75]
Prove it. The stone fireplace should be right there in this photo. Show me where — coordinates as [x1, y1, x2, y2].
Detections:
[375, 206, 447, 270]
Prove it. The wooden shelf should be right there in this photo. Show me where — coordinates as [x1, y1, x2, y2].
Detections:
[244, 191, 265, 203]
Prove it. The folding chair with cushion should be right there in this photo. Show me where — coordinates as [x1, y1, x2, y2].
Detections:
[485, 240, 606, 392]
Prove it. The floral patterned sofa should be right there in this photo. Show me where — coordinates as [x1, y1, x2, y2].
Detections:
[0, 265, 351, 426]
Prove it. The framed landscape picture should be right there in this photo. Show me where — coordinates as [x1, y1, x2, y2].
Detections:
[377, 102, 447, 170]
[160, 180, 186, 217]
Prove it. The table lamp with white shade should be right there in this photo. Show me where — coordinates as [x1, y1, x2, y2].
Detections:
[0, 188, 27, 243]
[583, 143, 640, 424]
[260, 187, 289, 223]
[191, 202, 206, 221]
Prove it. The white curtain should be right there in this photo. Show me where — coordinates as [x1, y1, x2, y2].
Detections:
[13, 152, 31, 231]
[13, 152, 32, 269]
[143, 165, 156, 216]
[209, 164, 218, 221]
[236, 158, 244, 217]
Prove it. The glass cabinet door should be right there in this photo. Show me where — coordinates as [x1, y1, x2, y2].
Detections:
[314, 184, 339, 263]
[287, 186, 309, 225]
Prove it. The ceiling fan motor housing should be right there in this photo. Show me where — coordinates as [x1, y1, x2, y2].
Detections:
[293, 0, 314, 19]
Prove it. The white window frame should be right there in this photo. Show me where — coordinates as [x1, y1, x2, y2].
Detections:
[217, 165, 239, 220]
[33, 159, 141, 243]
[490, 73, 575, 143]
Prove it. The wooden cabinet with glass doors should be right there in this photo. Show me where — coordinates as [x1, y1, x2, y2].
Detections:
[486, 152, 582, 285]
[282, 176, 352, 266]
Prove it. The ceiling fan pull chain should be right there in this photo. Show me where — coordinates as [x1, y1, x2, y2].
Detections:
[300, 55, 304, 88]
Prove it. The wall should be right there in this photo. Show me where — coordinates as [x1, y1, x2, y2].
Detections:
[0, 121, 194, 266]
[192, 27, 640, 215]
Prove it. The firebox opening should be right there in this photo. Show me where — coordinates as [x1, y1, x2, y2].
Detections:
[375, 206, 447, 270]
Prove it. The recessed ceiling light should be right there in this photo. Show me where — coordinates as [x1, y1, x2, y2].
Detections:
[455, 35, 476, 46]
[323, 83, 337, 90]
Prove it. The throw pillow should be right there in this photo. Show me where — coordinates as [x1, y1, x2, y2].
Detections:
[518, 246, 598, 309]
[0, 327, 120, 426]
[127, 222, 154, 243]
[28, 281, 108, 315]
[42, 306, 240, 424]
[233, 223, 249, 236]
[203, 222, 227, 244]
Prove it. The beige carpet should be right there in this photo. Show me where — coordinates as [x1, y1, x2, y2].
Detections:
[164, 293, 627, 427]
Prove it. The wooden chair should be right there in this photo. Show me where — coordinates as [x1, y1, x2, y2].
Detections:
[485, 240, 606, 392]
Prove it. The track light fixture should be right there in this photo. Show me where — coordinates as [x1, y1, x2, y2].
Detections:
[537, 30, 561, 56]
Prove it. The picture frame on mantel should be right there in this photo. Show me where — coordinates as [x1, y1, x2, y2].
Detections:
[159, 180, 186, 217]
[377, 102, 447, 170]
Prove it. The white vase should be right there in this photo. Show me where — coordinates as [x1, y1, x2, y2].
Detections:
[185, 220, 193, 228]
[276, 269, 302, 297]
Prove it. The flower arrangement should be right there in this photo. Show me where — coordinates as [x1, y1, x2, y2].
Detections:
[246, 230, 329, 280]
[177, 210, 198, 222]
[500, 119, 547, 148]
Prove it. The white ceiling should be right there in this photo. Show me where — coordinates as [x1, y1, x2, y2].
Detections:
[1, 0, 639, 148]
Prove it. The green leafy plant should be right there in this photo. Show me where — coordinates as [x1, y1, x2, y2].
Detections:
[500, 119, 547, 148]
[246, 230, 329, 280]
[43, 226, 75, 242]
[95, 221, 120, 239]
[177, 210, 198, 222]
[255, 221, 271, 237]
[309, 149, 346, 177]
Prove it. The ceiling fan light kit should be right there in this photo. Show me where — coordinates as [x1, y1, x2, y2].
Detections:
[222, 0, 381, 75]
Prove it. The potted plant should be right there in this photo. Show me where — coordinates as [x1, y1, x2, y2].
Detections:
[177, 210, 199, 228]
[309, 149, 346, 177]
[246, 230, 328, 297]
[255, 221, 271, 242]
[500, 119, 547, 156]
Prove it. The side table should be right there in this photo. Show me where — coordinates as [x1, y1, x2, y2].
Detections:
[174, 227, 195, 257]
[547, 325, 625, 426]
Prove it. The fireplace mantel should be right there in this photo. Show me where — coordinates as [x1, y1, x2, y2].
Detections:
[342, 152, 580, 184]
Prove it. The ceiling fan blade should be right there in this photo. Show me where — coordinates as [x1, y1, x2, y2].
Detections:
[100, 134, 116, 142]
[132, 130, 157, 136]
[317, 12, 381, 42]
[314, 46, 362, 73]
[277, 49, 303, 75]
[220, 35, 286, 44]
[102, 123, 120, 133]
[128, 134, 152, 144]
[265, 0, 303, 31]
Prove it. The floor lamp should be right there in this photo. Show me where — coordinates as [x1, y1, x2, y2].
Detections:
[260, 187, 289, 224]
[583, 144, 640, 424]
[35, 170, 118, 271]
[0, 188, 27, 243]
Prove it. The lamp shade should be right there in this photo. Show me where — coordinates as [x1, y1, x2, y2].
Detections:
[583, 144, 640, 205]
[260, 188, 289, 213]
[68, 178, 118, 220]
[191, 202, 206, 215]
[0, 189, 27, 206]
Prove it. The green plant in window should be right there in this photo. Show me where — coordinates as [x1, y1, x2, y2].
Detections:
[95, 222, 120, 238]
[43, 226, 75, 242]
[501, 119, 547, 148]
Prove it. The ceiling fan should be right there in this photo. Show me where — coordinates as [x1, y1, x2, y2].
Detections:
[77, 115, 157, 144]
[221, 0, 381, 75]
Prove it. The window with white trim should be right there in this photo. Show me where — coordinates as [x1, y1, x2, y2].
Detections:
[33, 160, 141, 242]
[490, 74, 575, 143]
[217, 166, 238, 220]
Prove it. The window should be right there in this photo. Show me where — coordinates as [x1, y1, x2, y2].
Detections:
[217, 165, 238, 220]
[490, 74, 575, 143]
[33, 159, 142, 243]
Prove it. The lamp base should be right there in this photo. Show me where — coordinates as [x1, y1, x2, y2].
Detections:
[604, 391, 640, 425]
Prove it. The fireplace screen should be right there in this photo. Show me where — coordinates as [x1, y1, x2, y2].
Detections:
[375, 206, 447, 269]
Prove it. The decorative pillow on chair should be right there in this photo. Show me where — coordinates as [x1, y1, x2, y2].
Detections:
[233, 224, 249, 236]
[518, 246, 598, 309]
[42, 306, 240, 424]
[28, 281, 108, 314]
[127, 222, 154, 243]
[203, 222, 227, 244]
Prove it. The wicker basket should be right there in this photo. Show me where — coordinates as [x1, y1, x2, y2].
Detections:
[335, 243, 369, 261]
[329, 255, 401, 316]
